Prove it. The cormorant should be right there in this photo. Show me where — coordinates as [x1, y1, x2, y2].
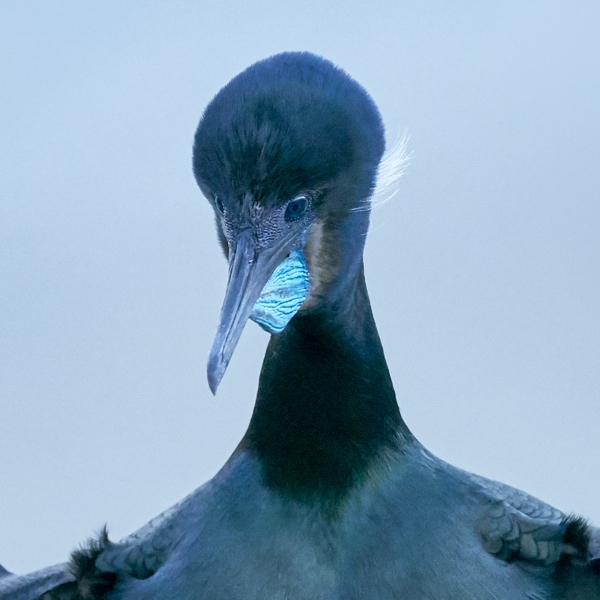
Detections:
[1, 51, 599, 600]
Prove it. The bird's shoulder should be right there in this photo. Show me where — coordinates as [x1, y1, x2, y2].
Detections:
[93, 452, 259, 583]
[466, 471, 592, 568]
[94, 489, 195, 580]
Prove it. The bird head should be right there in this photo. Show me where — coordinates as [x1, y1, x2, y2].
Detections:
[193, 52, 385, 393]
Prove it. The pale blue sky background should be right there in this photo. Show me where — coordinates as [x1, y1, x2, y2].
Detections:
[1, 1, 599, 573]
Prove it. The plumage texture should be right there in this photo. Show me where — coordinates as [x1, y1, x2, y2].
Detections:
[1, 52, 598, 600]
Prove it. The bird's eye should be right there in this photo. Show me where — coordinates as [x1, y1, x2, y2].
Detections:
[215, 196, 225, 215]
[284, 195, 309, 222]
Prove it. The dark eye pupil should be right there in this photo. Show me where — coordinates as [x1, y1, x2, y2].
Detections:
[215, 197, 225, 214]
[285, 196, 308, 221]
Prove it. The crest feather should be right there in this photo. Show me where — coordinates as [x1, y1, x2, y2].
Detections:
[354, 133, 411, 212]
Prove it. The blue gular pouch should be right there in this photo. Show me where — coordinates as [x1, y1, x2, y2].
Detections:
[250, 250, 310, 334]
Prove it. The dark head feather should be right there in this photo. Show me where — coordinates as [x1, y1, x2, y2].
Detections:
[193, 52, 384, 218]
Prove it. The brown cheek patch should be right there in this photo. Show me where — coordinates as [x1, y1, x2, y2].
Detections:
[302, 220, 339, 308]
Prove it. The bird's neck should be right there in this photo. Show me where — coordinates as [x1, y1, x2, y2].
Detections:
[242, 263, 411, 503]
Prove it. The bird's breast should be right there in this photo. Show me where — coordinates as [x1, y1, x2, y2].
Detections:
[112, 451, 551, 600]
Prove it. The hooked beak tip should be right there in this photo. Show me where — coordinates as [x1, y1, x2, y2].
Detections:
[207, 353, 225, 395]
[208, 378, 219, 396]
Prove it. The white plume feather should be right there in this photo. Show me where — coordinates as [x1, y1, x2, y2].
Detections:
[353, 133, 411, 212]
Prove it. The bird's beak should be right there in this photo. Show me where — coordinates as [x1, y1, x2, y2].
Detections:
[207, 230, 295, 394]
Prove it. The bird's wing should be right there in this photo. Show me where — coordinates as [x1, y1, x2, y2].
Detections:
[95, 499, 184, 579]
[470, 474, 585, 566]
[0, 563, 75, 600]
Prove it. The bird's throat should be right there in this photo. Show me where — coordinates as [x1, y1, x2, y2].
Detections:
[242, 264, 409, 504]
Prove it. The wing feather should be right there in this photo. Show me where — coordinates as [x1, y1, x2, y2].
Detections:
[0, 563, 74, 600]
